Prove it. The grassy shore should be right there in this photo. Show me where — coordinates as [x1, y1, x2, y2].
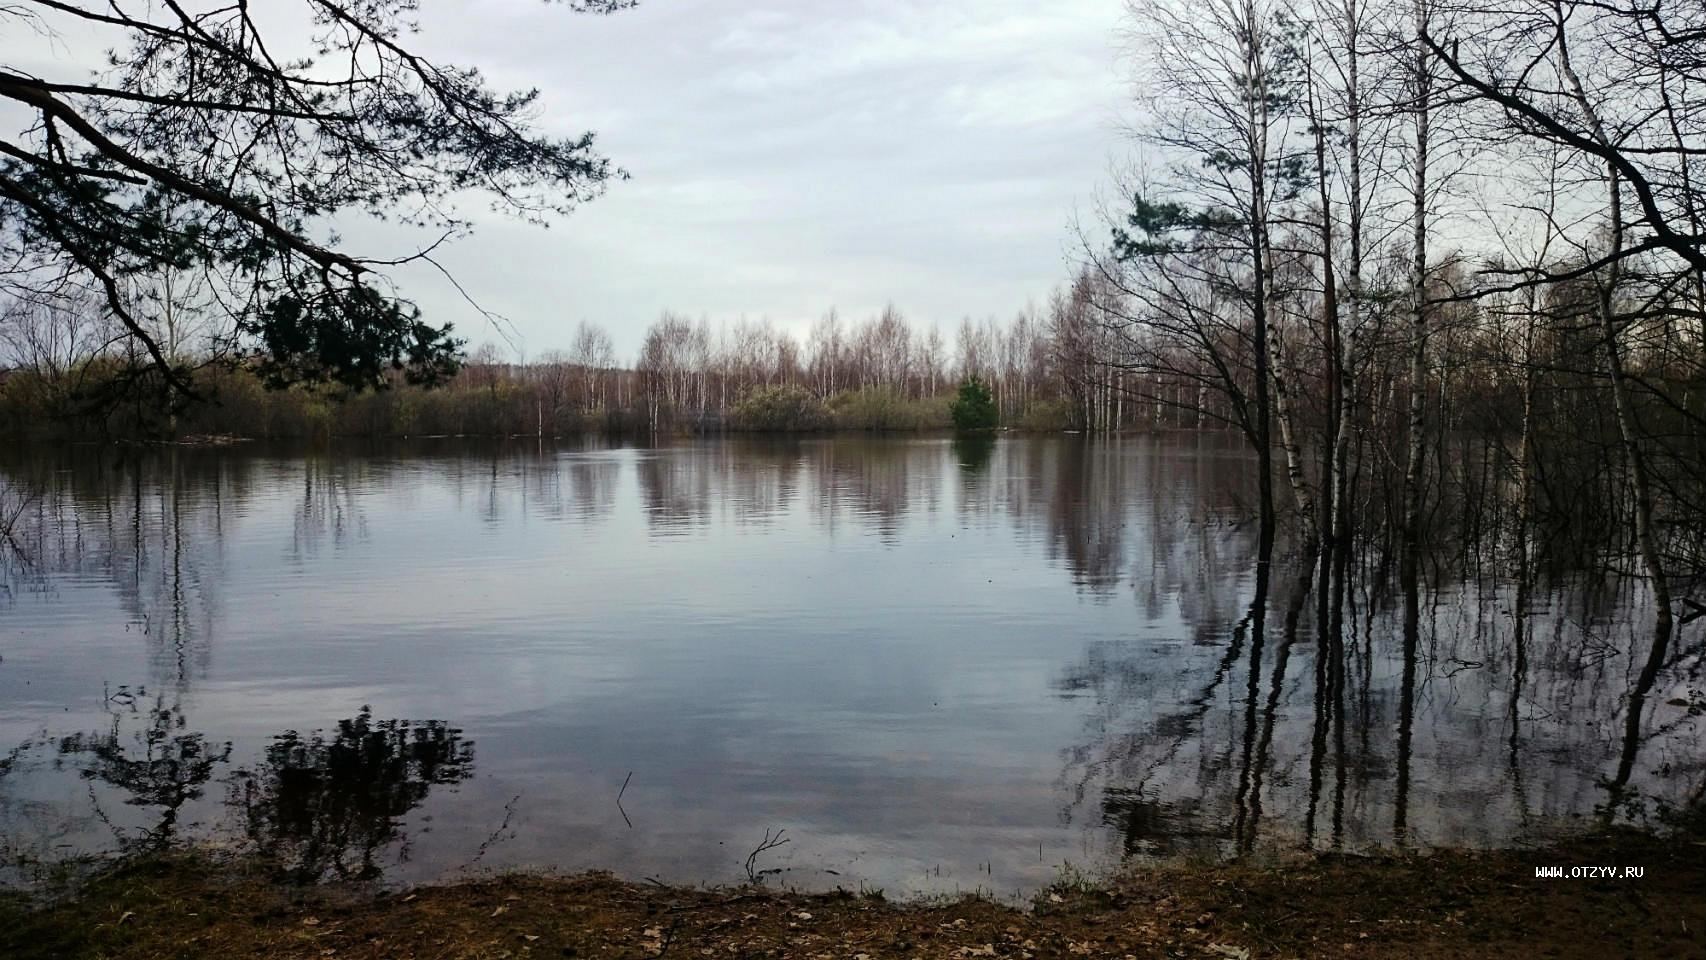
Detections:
[2, 829, 1701, 959]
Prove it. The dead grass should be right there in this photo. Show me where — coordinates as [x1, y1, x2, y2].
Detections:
[2, 829, 1702, 959]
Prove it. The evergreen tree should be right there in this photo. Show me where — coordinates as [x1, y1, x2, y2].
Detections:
[950, 376, 998, 431]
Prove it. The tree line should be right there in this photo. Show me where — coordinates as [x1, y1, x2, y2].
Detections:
[0, 291, 1142, 437]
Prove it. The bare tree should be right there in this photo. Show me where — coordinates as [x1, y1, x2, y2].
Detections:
[570, 321, 616, 411]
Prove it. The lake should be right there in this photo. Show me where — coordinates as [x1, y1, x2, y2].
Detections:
[0, 435, 1695, 897]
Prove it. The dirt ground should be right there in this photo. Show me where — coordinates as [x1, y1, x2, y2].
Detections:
[3, 830, 1703, 959]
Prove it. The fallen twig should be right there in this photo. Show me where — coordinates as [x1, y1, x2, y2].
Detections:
[743, 827, 790, 884]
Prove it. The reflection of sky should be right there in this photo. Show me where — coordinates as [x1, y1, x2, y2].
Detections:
[0, 437, 1698, 896]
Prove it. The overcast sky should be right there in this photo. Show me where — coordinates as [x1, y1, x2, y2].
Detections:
[8, 0, 1131, 361]
[389, 0, 1131, 359]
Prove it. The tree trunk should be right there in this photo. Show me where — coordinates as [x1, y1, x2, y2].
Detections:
[1554, 11, 1675, 803]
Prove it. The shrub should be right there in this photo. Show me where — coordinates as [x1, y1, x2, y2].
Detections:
[730, 385, 833, 431]
[828, 388, 951, 431]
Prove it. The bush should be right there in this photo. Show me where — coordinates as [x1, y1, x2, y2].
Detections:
[950, 377, 998, 431]
[730, 385, 833, 431]
[1017, 397, 1075, 432]
[828, 388, 951, 431]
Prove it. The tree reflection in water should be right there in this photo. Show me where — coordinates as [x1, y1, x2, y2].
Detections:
[230, 708, 475, 882]
[56, 697, 231, 854]
[952, 433, 996, 474]
[1, 438, 1701, 891]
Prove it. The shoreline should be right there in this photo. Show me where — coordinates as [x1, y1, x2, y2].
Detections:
[4, 828, 1701, 959]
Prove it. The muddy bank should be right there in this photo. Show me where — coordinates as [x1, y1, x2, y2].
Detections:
[3, 830, 1702, 959]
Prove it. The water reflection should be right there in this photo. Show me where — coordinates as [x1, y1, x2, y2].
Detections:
[292, 457, 370, 557]
[57, 698, 230, 854]
[231, 708, 474, 882]
[951, 434, 995, 474]
[638, 446, 714, 534]
[0, 436, 1699, 895]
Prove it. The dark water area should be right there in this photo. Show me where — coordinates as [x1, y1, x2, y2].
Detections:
[0, 435, 1698, 898]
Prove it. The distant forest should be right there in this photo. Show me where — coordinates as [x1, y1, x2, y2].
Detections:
[0, 298, 1108, 438]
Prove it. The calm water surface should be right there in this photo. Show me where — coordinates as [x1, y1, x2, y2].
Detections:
[0, 436, 1697, 896]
